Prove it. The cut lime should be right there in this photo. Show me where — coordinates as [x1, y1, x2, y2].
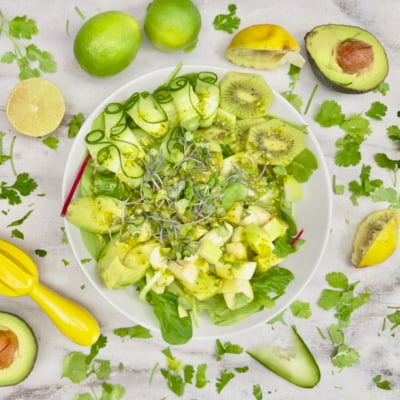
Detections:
[6, 77, 65, 137]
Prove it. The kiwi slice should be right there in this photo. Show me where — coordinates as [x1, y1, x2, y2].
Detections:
[233, 118, 267, 151]
[219, 71, 274, 119]
[246, 119, 305, 166]
[199, 107, 237, 147]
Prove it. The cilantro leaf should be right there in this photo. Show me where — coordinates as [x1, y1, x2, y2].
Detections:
[373, 82, 390, 96]
[68, 112, 85, 138]
[365, 101, 388, 120]
[42, 136, 59, 149]
[371, 187, 400, 208]
[331, 344, 360, 368]
[215, 339, 243, 361]
[216, 370, 235, 393]
[26, 43, 57, 73]
[8, 15, 38, 39]
[334, 135, 362, 167]
[286, 148, 318, 183]
[0, 172, 38, 205]
[113, 325, 152, 339]
[213, 4, 241, 34]
[315, 100, 345, 127]
[340, 114, 371, 137]
[290, 300, 312, 319]
[195, 363, 208, 388]
[386, 309, 400, 330]
[387, 125, 400, 143]
[99, 382, 126, 399]
[253, 383, 263, 400]
[348, 164, 383, 205]
[326, 272, 348, 289]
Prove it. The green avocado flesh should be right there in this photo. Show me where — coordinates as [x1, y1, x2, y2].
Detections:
[0, 312, 38, 387]
[305, 24, 388, 93]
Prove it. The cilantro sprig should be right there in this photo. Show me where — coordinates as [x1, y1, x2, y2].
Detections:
[0, 11, 57, 79]
[318, 272, 370, 369]
[213, 4, 241, 34]
[0, 172, 38, 205]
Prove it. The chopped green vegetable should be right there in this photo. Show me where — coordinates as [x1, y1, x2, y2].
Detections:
[0, 11, 57, 79]
[213, 4, 241, 34]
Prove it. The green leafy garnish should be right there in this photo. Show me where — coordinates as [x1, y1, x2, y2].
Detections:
[42, 136, 59, 149]
[374, 153, 400, 185]
[113, 325, 152, 339]
[252, 383, 263, 400]
[35, 249, 47, 257]
[365, 101, 387, 120]
[371, 187, 400, 208]
[68, 112, 85, 138]
[213, 4, 241, 34]
[215, 339, 243, 361]
[373, 374, 392, 390]
[0, 172, 38, 205]
[290, 300, 312, 319]
[216, 369, 235, 393]
[373, 82, 390, 96]
[281, 64, 303, 113]
[386, 125, 400, 143]
[348, 164, 383, 205]
[0, 11, 57, 79]
[331, 344, 360, 368]
[314, 100, 345, 127]
[386, 308, 400, 330]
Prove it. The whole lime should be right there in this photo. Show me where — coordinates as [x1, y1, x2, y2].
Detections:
[73, 11, 141, 77]
[144, 0, 201, 52]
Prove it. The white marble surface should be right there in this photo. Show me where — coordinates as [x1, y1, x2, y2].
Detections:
[1, 0, 400, 399]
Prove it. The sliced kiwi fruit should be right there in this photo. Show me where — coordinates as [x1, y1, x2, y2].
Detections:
[234, 118, 267, 151]
[246, 119, 305, 166]
[199, 107, 237, 147]
[219, 71, 274, 119]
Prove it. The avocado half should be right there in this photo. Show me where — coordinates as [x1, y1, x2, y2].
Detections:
[305, 24, 388, 93]
[0, 312, 38, 387]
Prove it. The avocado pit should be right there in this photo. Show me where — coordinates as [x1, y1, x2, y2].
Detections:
[336, 39, 374, 74]
[0, 329, 18, 369]
[0, 312, 38, 387]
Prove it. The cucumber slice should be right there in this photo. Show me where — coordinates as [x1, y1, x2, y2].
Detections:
[247, 326, 320, 388]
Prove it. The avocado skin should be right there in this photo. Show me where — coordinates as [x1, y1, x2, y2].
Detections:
[304, 24, 389, 94]
[0, 311, 38, 387]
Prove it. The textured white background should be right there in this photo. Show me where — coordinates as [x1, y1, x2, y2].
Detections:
[1, 1, 400, 399]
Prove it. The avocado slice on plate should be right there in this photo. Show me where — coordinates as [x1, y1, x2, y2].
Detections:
[0, 312, 38, 387]
[305, 24, 388, 93]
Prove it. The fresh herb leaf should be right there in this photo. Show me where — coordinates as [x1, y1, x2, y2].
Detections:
[213, 4, 241, 34]
[386, 309, 400, 330]
[11, 229, 24, 239]
[35, 249, 47, 257]
[68, 112, 85, 138]
[326, 272, 348, 289]
[373, 374, 392, 390]
[374, 82, 390, 96]
[215, 339, 243, 361]
[0, 172, 38, 205]
[286, 148, 318, 183]
[315, 100, 345, 127]
[290, 300, 312, 319]
[253, 383, 263, 399]
[113, 325, 152, 339]
[387, 125, 400, 142]
[327, 324, 345, 345]
[0, 12, 57, 79]
[371, 187, 400, 208]
[216, 370, 235, 393]
[7, 209, 33, 227]
[365, 101, 388, 120]
[42, 136, 59, 149]
[195, 363, 208, 388]
[374, 153, 400, 185]
[331, 344, 360, 368]
[348, 164, 383, 205]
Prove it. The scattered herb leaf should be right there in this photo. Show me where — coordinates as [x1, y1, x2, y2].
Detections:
[373, 374, 392, 390]
[68, 112, 85, 138]
[365, 101, 388, 120]
[213, 4, 241, 34]
[290, 300, 312, 319]
[113, 325, 152, 339]
[216, 369, 235, 393]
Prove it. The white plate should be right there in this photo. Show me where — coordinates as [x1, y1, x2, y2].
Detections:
[62, 65, 332, 340]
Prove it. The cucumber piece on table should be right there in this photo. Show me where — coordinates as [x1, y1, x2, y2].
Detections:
[247, 325, 320, 388]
